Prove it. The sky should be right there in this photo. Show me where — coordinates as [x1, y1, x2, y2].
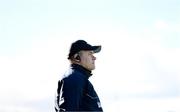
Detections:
[0, 0, 180, 112]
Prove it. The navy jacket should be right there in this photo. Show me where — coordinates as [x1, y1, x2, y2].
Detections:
[55, 64, 103, 112]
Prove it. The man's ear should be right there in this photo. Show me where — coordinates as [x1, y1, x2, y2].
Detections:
[73, 53, 81, 62]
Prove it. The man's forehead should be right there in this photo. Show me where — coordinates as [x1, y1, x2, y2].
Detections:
[81, 50, 94, 53]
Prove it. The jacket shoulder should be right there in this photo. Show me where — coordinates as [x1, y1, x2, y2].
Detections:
[63, 70, 87, 87]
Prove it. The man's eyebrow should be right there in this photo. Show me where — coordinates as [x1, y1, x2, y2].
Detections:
[88, 51, 93, 54]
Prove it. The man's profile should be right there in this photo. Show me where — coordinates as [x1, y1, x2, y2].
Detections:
[55, 40, 103, 111]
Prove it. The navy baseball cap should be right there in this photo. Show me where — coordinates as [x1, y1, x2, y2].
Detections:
[68, 40, 101, 59]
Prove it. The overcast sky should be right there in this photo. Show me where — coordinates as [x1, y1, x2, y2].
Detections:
[0, 0, 180, 112]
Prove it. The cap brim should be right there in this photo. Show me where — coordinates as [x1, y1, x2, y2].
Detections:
[92, 46, 101, 53]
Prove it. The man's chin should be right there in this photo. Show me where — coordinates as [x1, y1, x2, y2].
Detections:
[91, 66, 95, 70]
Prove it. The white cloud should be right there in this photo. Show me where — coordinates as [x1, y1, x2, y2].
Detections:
[155, 20, 169, 30]
[103, 97, 180, 112]
[0, 19, 180, 112]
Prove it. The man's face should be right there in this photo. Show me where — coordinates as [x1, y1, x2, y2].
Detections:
[79, 50, 96, 71]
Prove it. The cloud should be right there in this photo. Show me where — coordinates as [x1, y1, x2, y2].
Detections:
[0, 17, 179, 112]
[155, 20, 169, 30]
[0, 97, 53, 112]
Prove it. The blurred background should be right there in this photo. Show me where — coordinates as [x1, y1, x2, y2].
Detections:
[0, 0, 180, 112]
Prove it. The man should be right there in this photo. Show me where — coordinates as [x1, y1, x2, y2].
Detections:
[55, 40, 103, 112]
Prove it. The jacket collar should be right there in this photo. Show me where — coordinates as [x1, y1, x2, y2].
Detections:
[71, 64, 92, 79]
